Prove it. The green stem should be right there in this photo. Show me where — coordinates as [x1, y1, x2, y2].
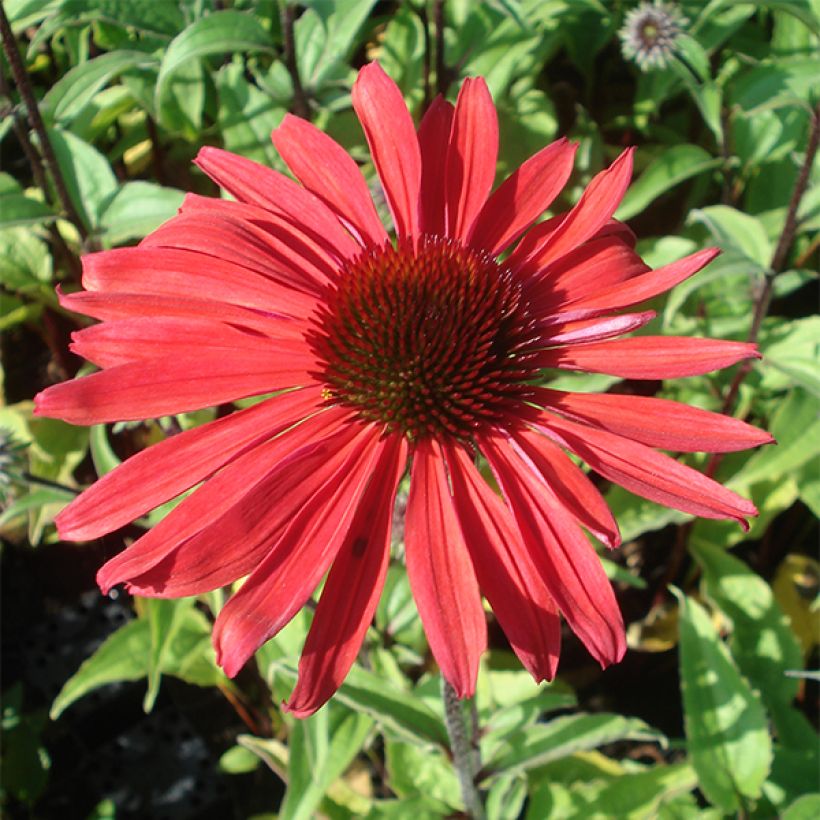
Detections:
[441, 678, 486, 820]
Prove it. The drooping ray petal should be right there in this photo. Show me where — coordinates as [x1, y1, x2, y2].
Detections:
[537, 311, 656, 346]
[213, 426, 386, 678]
[352, 63, 421, 240]
[125, 416, 368, 598]
[96, 405, 356, 593]
[418, 95, 454, 236]
[536, 410, 758, 527]
[273, 114, 388, 247]
[444, 444, 561, 681]
[286, 435, 408, 716]
[179, 193, 347, 278]
[566, 248, 720, 314]
[469, 138, 577, 255]
[34, 347, 316, 424]
[80, 248, 318, 319]
[511, 428, 620, 549]
[510, 148, 635, 271]
[405, 439, 487, 697]
[481, 433, 626, 667]
[526, 237, 649, 313]
[534, 337, 760, 379]
[58, 289, 308, 334]
[533, 387, 774, 453]
[58, 387, 324, 542]
[445, 77, 499, 241]
[194, 146, 359, 260]
[142, 211, 329, 295]
[70, 316, 307, 369]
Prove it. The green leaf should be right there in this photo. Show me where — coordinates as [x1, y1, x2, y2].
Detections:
[0, 174, 55, 228]
[782, 794, 820, 820]
[385, 740, 463, 814]
[280, 707, 374, 820]
[89, 424, 121, 477]
[675, 589, 772, 812]
[45, 128, 117, 232]
[157, 57, 207, 139]
[42, 50, 159, 124]
[1, 684, 51, 804]
[0, 227, 53, 291]
[482, 713, 664, 779]
[273, 661, 448, 747]
[688, 205, 773, 267]
[217, 61, 285, 167]
[758, 316, 820, 398]
[486, 772, 527, 820]
[51, 618, 151, 719]
[616, 145, 722, 221]
[218, 744, 260, 774]
[155, 10, 276, 112]
[690, 541, 812, 748]
[142, 598, 195, 713]
[98, 181, 185, 245]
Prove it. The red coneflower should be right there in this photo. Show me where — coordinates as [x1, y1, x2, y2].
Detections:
[35, 63, 770, 717]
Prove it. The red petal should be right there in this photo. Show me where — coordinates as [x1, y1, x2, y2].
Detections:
[405, 439, 486, 697]
[444, 444, 561, 681]
[285, 435, 408, 717]
[80, 247, 317, 319]
[534, 337, 760, 379]
[469, 138, 577, 255]
[70, 316, 306, 369]
[273, 114, 388, 247]
[511, 148, 634, 271]
[534, 387, 774, 453]
[418, 96, 454, 236]
[142, 210, 329, 295]
[445, 77, 498, 241]
[567, 248, 720, 314]
[527, 237, 649, 313]
[537, 311, 656, 346]
[511, 428, 620, 549]
[213, 427, 386, 677]
[58, 289, 303, 331]
[59, 386, 323, 541]
[34, 347, 316, 424]
[352, 63, 421, 239]
[536, 410, 758, 527]
[97, 405, 356, 593]
[481, 433, 625, 667]
[194, 146, 359, 260]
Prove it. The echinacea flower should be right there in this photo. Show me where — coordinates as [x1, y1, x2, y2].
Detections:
[619, 1, 688, 72]
[35, 63, 770, 717]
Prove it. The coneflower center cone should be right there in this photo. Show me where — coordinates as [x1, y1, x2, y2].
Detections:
[310, 236, 543, 440]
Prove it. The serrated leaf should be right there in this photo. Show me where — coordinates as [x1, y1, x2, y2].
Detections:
[483, 713, 664, 779]
[616, 145, 722, 221]
[44, 128, 117, 232]
[690, 541, 811, 748]
[688, 205, 773, 268]
[98, 181, 184, 245]
[675, 590, 772, 812]
[42, 50, 158, 124]
[155, 11, 276, 112]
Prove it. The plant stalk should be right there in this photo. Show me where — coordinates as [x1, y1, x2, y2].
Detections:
[441, 678, 486, 820]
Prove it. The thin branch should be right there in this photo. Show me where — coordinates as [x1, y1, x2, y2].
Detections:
[420, 2, 431, 111]
[434, 0, 448, 97]
[0, 2, 89, 242]
[280, 2, 310, 120]
[441, 678, 486, 820]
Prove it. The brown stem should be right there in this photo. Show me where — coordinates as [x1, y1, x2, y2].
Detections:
[0, 3, 89, 242]
[420, 3, 431, 111]
[434, 0, 448, 96]
[280, 2, 310, 120]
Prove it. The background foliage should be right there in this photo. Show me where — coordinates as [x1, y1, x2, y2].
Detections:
[1, 0, 818, 817]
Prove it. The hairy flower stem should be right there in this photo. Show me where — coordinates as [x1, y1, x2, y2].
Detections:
[441, 679, 486, 820]
[0, 3, 89, 244]
[280, 2, 310, 120]
[654, 103, 820, 607]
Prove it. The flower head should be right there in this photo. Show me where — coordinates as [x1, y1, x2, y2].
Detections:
[35, 63, 770, 716]
[619, 1, 688, 71]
